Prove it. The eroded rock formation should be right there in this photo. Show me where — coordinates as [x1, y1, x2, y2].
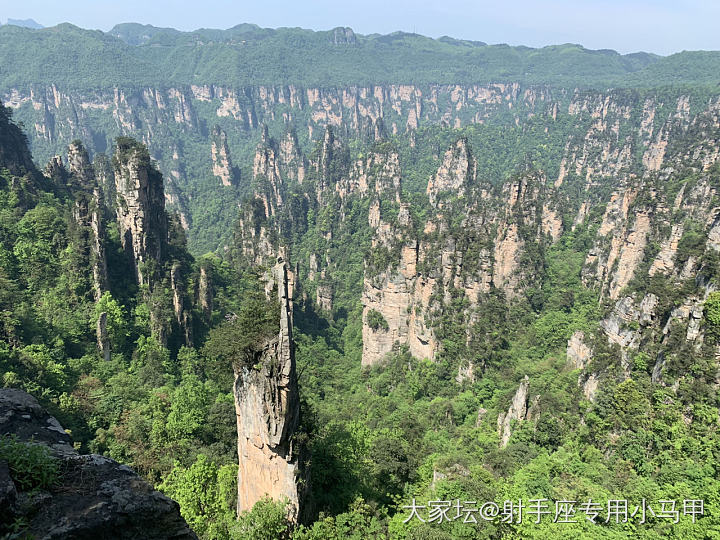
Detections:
[211, 126, 236, 187]
[360, 146, 561, 365]
[427, 137, 475, 207]
[0, 388, 196, 539]
[234, 262, 304, 520]
[497, 376, 539, 447]
[67, 141, 109, 302]
[113, 138, 167, 287]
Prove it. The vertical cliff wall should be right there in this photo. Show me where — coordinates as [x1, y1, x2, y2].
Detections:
[67, 141, 108, 302]
[234, 261, 303, 520]
[113, 138, 168, 287]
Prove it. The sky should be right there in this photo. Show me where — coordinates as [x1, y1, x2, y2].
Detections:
[2, 0, 719, 56]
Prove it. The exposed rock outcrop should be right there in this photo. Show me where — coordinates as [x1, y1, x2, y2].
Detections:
[234, 262, 304, 521]
[7, 83, 720, 245]
[211, 125, 236, 187]
[96, 311, 111, 362]
[67, 140, 95, 187]
[113, 138, 167, 287]
[67, 141, 109, 302]
[362, 203, 437, 366]
[278, 129, 306, 184]
[249, 125, 310, 220]
[567, 331, 592, 370]
[361, 160, 558, 365]
[0, 388, 197, 539]
[316, 283, 333, 312]
[314, 126, 347, 205]
[44, 155, 68, 184]
[427, 137, 475, 207]
[331, 27, 356, 45]
[197, 263, 214, 322]
[497, 376, 538, 447]
[111, 138, 195, 346]
[338, 142, 402, 203]
[170, 261, 193, 346]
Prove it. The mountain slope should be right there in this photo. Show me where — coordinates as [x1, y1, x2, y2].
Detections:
[0, 23, 669, 89]
[2, 22, 720, 539]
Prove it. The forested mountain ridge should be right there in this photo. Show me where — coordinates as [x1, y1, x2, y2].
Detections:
[0, 22, 671, 90]
[223, 86, 720, 536]
[2, 22, 720, 253]
[2, 20, 720, 540]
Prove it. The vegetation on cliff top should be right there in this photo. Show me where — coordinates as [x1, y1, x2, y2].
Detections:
[2, 22, 720, 90]
[1, 37, 720, 538]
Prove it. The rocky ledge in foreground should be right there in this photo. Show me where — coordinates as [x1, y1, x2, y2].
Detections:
[0, 388, 197, 539]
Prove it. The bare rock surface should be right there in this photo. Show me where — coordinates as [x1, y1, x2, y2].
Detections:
[0, 388, 197, 539]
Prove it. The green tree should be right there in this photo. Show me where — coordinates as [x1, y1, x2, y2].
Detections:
[233, 496, 291, 540]
[166, 374, 210, 442]
[704, 291, 720, 342]
[159, 454, 237, 539]
[203, 291, 280, 370]
[366, 309, 389, 332]
[93, 291, 128, 352]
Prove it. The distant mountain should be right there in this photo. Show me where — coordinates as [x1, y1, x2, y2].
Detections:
[5, 18, 43, 29]
[0, 20, 718, 254]
[108, 22, 180, 46]
[0, 21, 694, 91]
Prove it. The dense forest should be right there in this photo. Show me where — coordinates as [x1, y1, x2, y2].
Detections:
[2, 20, 720, 540]
[0, 22, 705, 90]
[4, 23, 720, 254]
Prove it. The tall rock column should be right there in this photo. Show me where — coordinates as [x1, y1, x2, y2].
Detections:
[211, 126, 236, 187]
[112, 139, 167, 287]
[197, 263, 214, 322]
[110, 138, 194, 346]
[234, 261, 303, 520]
[67, 141, 108, 301]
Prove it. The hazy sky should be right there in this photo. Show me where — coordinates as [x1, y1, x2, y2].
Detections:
[3, 0, 719, 56]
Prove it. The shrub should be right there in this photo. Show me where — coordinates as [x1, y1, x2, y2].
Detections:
[366, 309, 389, 332]
[0, 435, 59, 491]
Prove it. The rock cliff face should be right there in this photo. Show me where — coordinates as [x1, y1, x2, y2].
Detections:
[0, 83, 565, 248]
[362, 203, 437, 366]
[0, 388, 197, 539]
[225, 88, 720, 377]
[338, 143, 402, 203]
[39, 141, 116, 359]
[427, 137, 475, 207]
[497, 376, 539, 447]
[357, 93, 720, 368]
[561, 96, 720, 402]
[67, 140, 109, 302]
[7, 83, 719, 261]
[360, 146, 561, 365]
[111, 138, 198, 346]
[279, 129, 306, 185]
[234, 262, 304, 520]
[197, 263, 214, 322]
[211, 125, 236, 186]
[2, 83, 542, 164]
[113, 139, 168, 287]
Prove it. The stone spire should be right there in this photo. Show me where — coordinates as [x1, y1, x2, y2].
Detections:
[112, 138, 167, 287]
[211, 126, 236, 187]
[234, 261, 303, 521]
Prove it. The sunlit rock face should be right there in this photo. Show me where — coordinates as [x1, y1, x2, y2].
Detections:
[234, 262, 304, 521]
